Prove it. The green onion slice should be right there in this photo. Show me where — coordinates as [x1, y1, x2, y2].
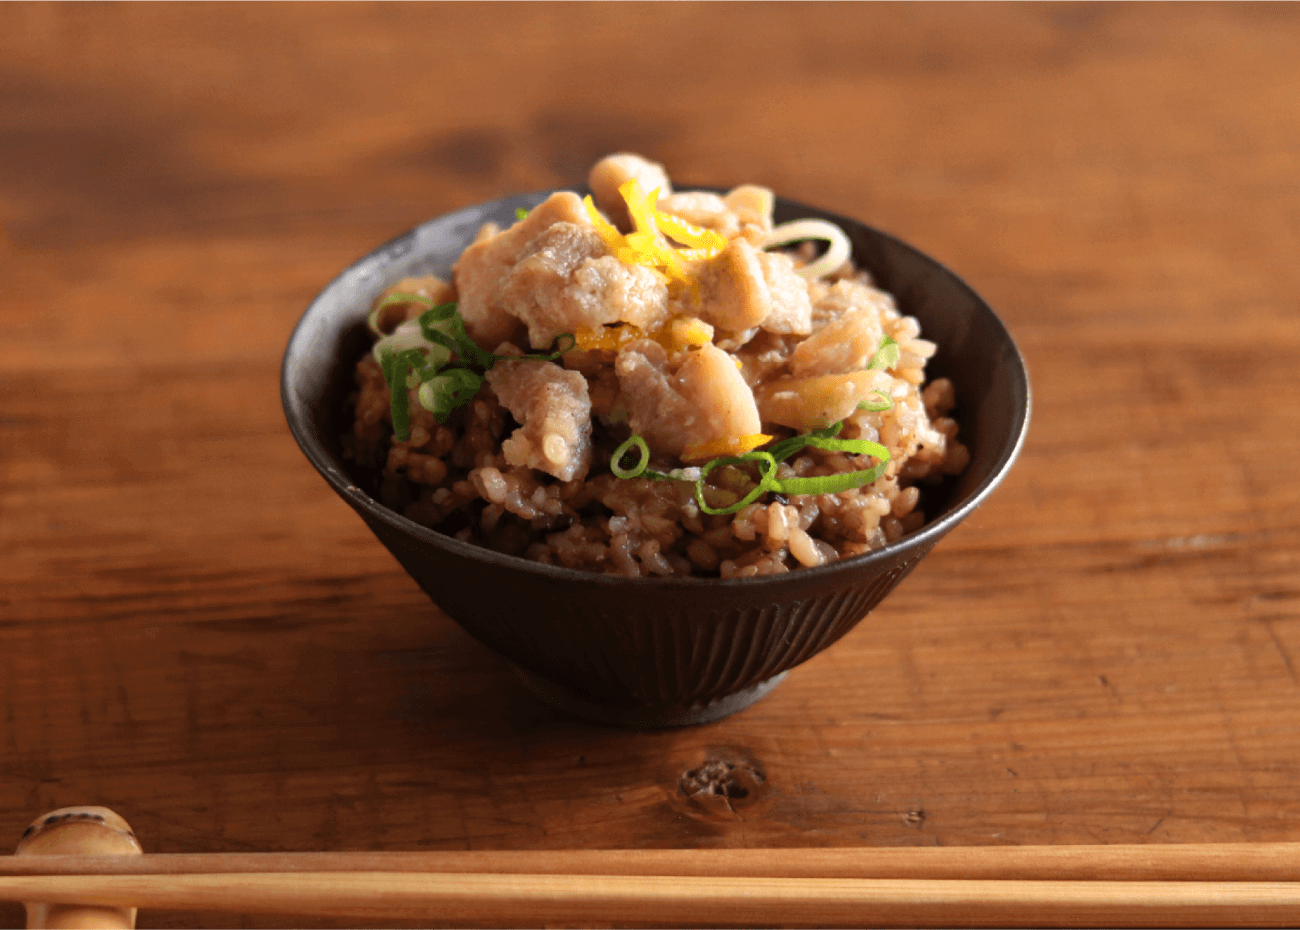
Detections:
[515, 207, 530, 221]
[771, 459, 891, 496]
[416, 303, 574, 368]
[767, 421, 842, 462]
[610, 435, 651, 479]
[868, 335, 900, 372]
[767, 429, 891, 496]
[696, 452, 780, 516]
[858, 390, 893, 412]
[418, 303, 498, 369]
[417, 369, 484, 422]
[607, 425, 894, 516]
[526, 333, 577, 362]
[372, 321, 452, 370]
[368, 292, 436, 335]
[375, 300, 578, 440]
[379, 349, 413, 442]
[388, 347, 428, 390]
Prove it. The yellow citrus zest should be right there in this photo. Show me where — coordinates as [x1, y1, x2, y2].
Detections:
[576, 316, 717, 355]
[574, 325, 645, 353]
[583, 195, 624, 250]
[681, 433, 774, 463]
[655, 211, 728, 252]
[620, 181, 661, 238]
[581, 181, 731, 291]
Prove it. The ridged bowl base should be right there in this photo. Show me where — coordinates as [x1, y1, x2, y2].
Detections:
[510, 663, 788, 728]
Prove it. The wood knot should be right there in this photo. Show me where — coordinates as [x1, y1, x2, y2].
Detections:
[674, 748, 769, 820]
[680, 760, 758, 801]
[905, 808, 926, 825]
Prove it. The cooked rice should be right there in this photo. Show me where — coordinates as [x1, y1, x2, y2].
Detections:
[342, 159, 969, 578]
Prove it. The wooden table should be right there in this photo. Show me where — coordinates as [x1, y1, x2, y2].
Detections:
[3, 3, 1299, 926]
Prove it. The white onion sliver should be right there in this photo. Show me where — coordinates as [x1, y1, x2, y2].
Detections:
[371, 321, 448, 365]
[764, 218, 852, 279]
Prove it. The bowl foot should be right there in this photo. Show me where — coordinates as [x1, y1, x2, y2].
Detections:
[510, 664, 788, 728]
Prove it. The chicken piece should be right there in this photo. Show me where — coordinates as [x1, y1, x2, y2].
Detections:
[811, 278, 896, 328]
[690, 238, 811, 336]
[613, 341, 695, 453]
[756, 251, 813, 335]
[657, 191, 742, 240]
[615, 340, 761, 457]
[789, 306, 885, 377]
[471, 222, 500, 245]
[723, 185, 774, 228]
[486, 357, 593, 481]
[723, 185, 775, 245]
[585, 366, 622, 422]
[498, 222, 604, 345]
[572, 256, 670, 331]
[733, 331, 797, 387]
[589, 153, 673, 232]
[754, 370, 894, 432]
[453, 192, 590, 349]
[500, 221, 670, 349]
[675, 342, 764, 447]
[692, 237, 771, 332]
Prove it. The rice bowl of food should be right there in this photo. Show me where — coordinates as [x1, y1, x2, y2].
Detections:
[282, 154, 1030, 726]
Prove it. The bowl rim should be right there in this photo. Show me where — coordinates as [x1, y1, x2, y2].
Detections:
[282, 189, 1031, 589]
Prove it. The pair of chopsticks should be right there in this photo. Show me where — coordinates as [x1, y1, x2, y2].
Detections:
[4, 845, 1300, 926]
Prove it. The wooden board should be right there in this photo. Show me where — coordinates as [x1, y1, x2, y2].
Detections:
[2, 3, 1299, 926]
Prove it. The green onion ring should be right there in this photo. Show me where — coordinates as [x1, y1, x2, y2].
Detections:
[798, 435, 890, 459]
[858, 390, 893, 412]
[771, 459, 890, 496]
[768, 421, 842, 462]
[368, 293, 436, 335]
[611, 435, 651, 479]
[695, 451, 779, 516]
[531, 333, 576, 361]
[868, 335, 900, 372]
[606, 428, 893, 513]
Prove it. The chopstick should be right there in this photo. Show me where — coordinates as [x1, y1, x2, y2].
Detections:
[4, 844, 1300, 881]
[5, 845, 1300, 927]
[5, 872, 1300, 927]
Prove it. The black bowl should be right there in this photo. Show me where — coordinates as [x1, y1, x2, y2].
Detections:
[281, 191, 1031, 727]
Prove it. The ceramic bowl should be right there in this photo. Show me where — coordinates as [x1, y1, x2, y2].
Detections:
[281, 190, 1031, 727]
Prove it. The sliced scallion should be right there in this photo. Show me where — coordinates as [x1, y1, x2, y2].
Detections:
[858, 390, 893, 412]
[611, 435, 651, 479]
[530, 333, 577, 362]
[868, 335, 900, 372]
[417, 369, 484, 422]
[695, 452, 779, 516]
[771, 460, 890, 496]
[379, 349, 413, 442]
[368, 292, 436, 336]
[418, 303, 498, 369]
[372, 320, 452, 369]
[607, 424, 893, 516]
[375, 300, 578, 441]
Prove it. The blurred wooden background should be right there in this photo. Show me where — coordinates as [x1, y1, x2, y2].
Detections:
[3, 3, 1299, 926]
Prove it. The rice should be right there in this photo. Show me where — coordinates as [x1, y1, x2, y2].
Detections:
[340, 156, 969, 578]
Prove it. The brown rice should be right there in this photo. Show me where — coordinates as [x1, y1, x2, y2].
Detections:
[342, 156, 969, 578]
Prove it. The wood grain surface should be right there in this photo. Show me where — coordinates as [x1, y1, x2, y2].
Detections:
[3, 3, 1299, 927]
